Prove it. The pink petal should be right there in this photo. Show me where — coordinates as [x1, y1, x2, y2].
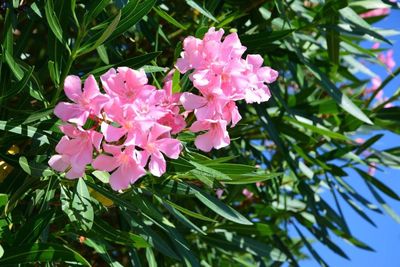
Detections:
[65, 164, 86, 179]
[149, 151, 166, 177]
[92, 155, 119, 172]
[180, 92, 207, 110]
[70, 143, 93, 166]
[212, 120, 230, 149]
[90, 131, 103, 151]
[100, 68, 117, 95]
[101, 122, 126, 142]
[64, 75, 82, 102]
[59, 124, 80, 138]
[54, 102, 87, 125]
[246, 54, 264, 69]
[69, 111, 90, 126]
[148, 123, 172, 142]
[102, 144, 122, 156]
[190, 120, 211, 132]
[55, 136, 71, 154]
[109, 167, 131, 190]
[125, 68, 148, 88]
[48, 154, 69, 172]
[194, 131, 214, 152]
[109, 163, 146, 190]
[156, 138, 182, 159]
[84, 75, 101, 98]
[258, 67, 279, 83]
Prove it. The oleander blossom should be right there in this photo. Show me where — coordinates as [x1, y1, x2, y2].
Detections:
[49, 68, 184, 190]
[176, 27, 278, 151]
[49, 28, 279, 190]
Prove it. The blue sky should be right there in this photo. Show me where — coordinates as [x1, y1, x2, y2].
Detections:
[302, 9, 400, 267]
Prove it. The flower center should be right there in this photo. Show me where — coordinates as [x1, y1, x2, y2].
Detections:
[145, 142, 157, 154]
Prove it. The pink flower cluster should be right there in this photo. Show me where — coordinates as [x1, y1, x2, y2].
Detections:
[176, 28, 278, 152]
[49, 28, 279, 190]
[49, 70, 184, 190]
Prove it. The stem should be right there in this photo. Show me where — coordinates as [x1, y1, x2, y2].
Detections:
[365, 66, 400, 108]
[372, 87, 400, 112]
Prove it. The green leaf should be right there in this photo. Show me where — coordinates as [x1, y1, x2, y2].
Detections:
[45, 0, 64, 44]
[185, 160, 232, 187]
[108, 0, 156, 41]
[0, 243, 90, 266]
[161, 200, 206, 235]
[0, 121, 53, 146]
[85, 0, 112, 23]
[92, 170, 110, 183]
[84, 238, 123, 267]
[189, 184, 253, 225]
[4, 51, 24, 81]
[146, 248, 158, 267]
[18, 156, 31, 175]
[91, 219, 149, 248]
[287, 116, 349, 141]
[172, 70, 181, 93]
[241, 30, 294, 51]
[293, 224, 328, 267]
[340, 7, 391, 44]
[305, 63, 373, 124]
[163, 199, 217, 222]
[73, 179, 94, 231]
[153, 7, 188, 30]
[14, 210, 54, 245]
[186, 0, 218, 22]
[61, 180, 94, 232]
[96, 45, 109, 64]
[355, 168, 400, 200]
[0, 194, 8, 208]
[365, 182, 400, 223]
[78, 11, 122, 55]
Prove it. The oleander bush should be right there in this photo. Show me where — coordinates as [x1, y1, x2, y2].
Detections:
[0, 0, 400, 266]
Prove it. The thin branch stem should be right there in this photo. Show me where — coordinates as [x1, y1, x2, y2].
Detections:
[365, 66, 400, 108]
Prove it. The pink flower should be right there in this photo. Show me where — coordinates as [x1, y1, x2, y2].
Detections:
[54, 75, 108, 125]
[190, 119, 230, 152]
[368, 162, 377, 176]
[360, 8, 390, 18]
[101, 102, 153, 146]
[378, 49, 396, 71]
[92, 145, 146, 190]
[355, 138, 365, 144]
[176, 27, 278, 151]
[216, 188, 224, 199]
[243, 54, 278, 104]
[242, 188, 254, 200]
[48, 124, 102, 179]
[138, 124, 182, 177]
[100, 67, 154, 103]
[180, 91, 228, 121]
[365, 76, 381, 95]
[155, 81, 186, 134]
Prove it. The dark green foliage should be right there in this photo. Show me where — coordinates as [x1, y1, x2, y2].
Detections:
[0, 0, 399, 266]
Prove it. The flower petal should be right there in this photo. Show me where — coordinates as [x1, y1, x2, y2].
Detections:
[194, 131, 214, 152]
[64, 75, 82, 102]
[92, 155, 119, 172]
[180, 92, 207, 110]
[148, 151, 166, 177]
[156, 138, 182, 159]
[48, 154, 69, 172]
[101, 122, 126, 142]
